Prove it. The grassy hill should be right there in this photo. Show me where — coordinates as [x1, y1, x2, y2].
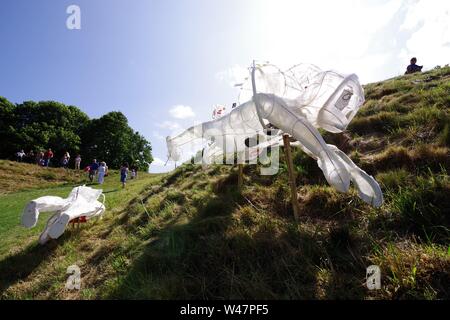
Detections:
[0, 160, 87, 195]
[0, 67, 449, 299]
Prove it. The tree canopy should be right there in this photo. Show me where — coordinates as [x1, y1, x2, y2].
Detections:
[0, 96, 153, 171]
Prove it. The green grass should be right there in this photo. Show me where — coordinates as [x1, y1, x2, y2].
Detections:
[0, 167, 163, 298]
[0, 160, 87, 195]
[0, 186, 73, 258]
[1, 66, 450, 300]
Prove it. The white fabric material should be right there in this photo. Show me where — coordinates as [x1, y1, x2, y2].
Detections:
[327, 145, 383, 207]
[22, 185, 106, 244]
[166, 63, 383, 207]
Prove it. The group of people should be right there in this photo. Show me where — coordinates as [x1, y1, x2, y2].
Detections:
[85, 159, 109, 184]
[15, 149, 139, 188]
[119, 162, 139, 188]
[16, 148, 82, 169]
[16, 148, 55, 167]
[85, 159, 138, 188]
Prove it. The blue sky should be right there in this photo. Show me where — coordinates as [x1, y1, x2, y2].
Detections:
[1, 0, 449, 172]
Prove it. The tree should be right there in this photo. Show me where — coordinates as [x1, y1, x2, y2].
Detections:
[0, 97, 16, 158]
[80, 111, 153, 170]
[5, 100, 90, 161]
[0, 97, 153, 169]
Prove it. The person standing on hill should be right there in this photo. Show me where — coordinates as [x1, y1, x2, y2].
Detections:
[131, 164, 138, 179]
[75, 154, 81, 170]
[88, 159, 99, 182]
[120, 162, 129, 188]
[61, 155, 69, 168]
[27, 150, 35, 163]
[35, 151, 43, 165]
[16, 149, 25, 162]
[43, 148, 54, 167]
[64, 151, 70, 164]
[405, 57, 423, 74]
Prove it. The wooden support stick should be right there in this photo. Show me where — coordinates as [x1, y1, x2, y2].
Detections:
[238, 164, 244, 191]
[282, 134, 300, 222]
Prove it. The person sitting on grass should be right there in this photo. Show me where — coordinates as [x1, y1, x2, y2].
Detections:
[405, 57, 423, 74]
[120, 162, 129, 188]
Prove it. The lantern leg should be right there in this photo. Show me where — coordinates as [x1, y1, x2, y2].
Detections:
[282, 134, 300, 222]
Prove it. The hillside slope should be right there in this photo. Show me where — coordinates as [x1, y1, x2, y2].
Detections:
[0, 160, 86, 195]
[1, 67, 449, 299]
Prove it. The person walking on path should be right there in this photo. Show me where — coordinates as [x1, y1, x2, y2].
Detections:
[75, 154, 81, 170]
[131, 164, 138, 179]
[120, 162, 129, 188]
[97, 161, 106, 184]
[88, 159, 99, 182]
[104, 162, 109, 176]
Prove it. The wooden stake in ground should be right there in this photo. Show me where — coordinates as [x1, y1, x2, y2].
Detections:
[238, 164, 244, 190]
[282, 134, 300, 222]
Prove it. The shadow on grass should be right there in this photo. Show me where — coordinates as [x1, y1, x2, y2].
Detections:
[103, 189, 119, 194]
[104, 186, 368, 300]
[0, 236, 69, 296]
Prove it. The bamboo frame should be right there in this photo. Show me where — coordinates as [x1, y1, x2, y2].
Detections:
[282, 134, 300, 222]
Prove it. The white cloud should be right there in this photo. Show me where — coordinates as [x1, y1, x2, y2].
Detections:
[149, 156, 173, 174]
[151, 157, 166, 166]
[399, 0, 450, 69]
[152, 130, 165, 141]
[169, 105, 195, 119]
[157, 120, 181, 131]
[216, 65, 250, 87]
[223, 0, 448, 84]
[156, 120, 184, 137]
[257, 0, 403, 65]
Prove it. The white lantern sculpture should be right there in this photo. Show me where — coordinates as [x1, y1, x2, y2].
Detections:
[166, 62, 383, 207]
[22, 185, 106, 244]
